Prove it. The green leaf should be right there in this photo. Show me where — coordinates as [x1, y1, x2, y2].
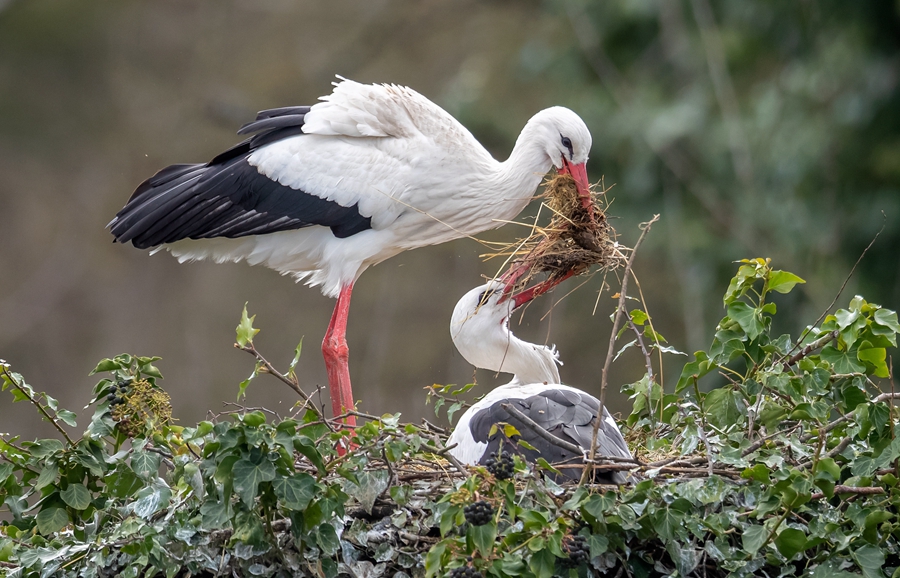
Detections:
[200, 499, 230, 529]
[774, 528, 807, 559]
[241, 410, 266, 427]
[56, 409, 77, 427]
[130, 450, 161, 478]
[90, 358, 120, 374]
[315, 523, 340, 556]
[273, 474, 318, 510]
[236, 303, 260, 347]
[857, 341, 889, 377]
[821, 346, 866, 374]
[36, 507, 69, 535]
[676, 352, 712, 393]
[468, 522, 497, 558]
[727, 301, 765, 340]
[61, 483, 91, 510]
[742, 524, 767, 555]
[289, 337, 304, 370]
[528, 548, 556, 578]
[232, 458, 276, 504]
[704, 387, 744, 429]
[852, 545, 885, 578]
[768, 270, 805, 294]
[630, 309, 649, 325]
[424, 542, 447, 578]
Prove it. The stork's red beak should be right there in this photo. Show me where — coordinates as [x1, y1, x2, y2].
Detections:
[500, 269, 577, 309]
[558, 158, 593, 217]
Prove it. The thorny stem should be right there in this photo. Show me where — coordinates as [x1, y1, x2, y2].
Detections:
[581, 214, 659, 486]
[1, 365, 75, 446]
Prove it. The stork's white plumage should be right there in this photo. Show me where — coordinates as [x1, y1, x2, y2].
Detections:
[447, 283, 632, 483]
[109, 77, 594, 426]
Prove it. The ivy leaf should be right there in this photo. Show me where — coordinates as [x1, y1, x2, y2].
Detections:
[273, 473, 318, 511]
[61, 483, 91, 511]
[90, 358, 120, 374]
[851, 545, 885, 578]
[200, 499, 231, 529]
[742, 524, 767, 555]
[289, 338, 304, 370]
[820, 346, 866, 374]
[704, 388, 744, 430]
[35, 507, 69, 535]
[315, 523, 340, 556]
[130, 450, 161, 478]
[528, 548, 556, 578]
[675, 352, 712, 394]
[468, 522, 497, 558]
[857, 341, 889, 377]
[232, 458, 276, 504]
[768, 270, 805, 294]
[774, 528, 807, 559]
[235, 303, 260, 347]
[727, 302, 765, 341]
[55, 409, 78, 428]
[424, 542, 447, 578]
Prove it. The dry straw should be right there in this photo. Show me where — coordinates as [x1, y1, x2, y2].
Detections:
[483, 173, 625, 291]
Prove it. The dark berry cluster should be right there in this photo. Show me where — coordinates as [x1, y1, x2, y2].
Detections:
[485, 452, 514, 480]
[106, 380, 130, 407]
[463, 500, 494, 526]
[448, 567, 482, 578]
[561, 535, 590, 566]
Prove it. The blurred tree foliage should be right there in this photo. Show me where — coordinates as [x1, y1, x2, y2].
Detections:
[0, 0, 898, 437]
[463, 0, 900, 352]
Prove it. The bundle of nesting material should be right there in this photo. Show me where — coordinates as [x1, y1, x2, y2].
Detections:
[486, 173, 623, 288]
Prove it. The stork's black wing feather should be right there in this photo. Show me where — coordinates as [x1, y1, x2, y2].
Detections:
[469, 388, 631, 483]
[110, 105, 372, 249]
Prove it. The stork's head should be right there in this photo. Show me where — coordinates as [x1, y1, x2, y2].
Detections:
[450, 281, 561, 385]
[528, 107, 593, 210]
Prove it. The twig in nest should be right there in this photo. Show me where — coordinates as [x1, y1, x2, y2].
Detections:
[581, 215, 659, 485]
[427, 434, 468, 477]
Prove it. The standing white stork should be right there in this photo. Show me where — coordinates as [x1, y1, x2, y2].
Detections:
[446, 282, 633, 483]
[109, 77, 594, 426]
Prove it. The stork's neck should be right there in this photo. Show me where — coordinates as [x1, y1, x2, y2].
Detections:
[451, 305, 561, 386]
[490, 121, 555, 217]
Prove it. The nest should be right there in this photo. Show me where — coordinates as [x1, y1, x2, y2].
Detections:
[485, 173, 624, 290]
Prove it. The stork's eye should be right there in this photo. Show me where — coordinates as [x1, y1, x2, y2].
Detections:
[560, 136, 574, 159]
[477, 289, 496, 306]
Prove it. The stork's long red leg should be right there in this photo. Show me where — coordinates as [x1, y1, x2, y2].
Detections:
[323, 284, 357, 428]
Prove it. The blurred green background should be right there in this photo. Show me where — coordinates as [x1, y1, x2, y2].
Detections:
[1, 0, 898, 439]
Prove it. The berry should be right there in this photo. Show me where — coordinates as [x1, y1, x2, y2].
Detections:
[448, 567, 482, 578]
[485, 452, 515, 480]
[106, 393, 116, 402]
[463, 500, 494, 526]
[561, 535, 590, 566]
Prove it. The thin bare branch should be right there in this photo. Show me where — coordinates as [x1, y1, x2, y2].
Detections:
[581, 215, 659, 485]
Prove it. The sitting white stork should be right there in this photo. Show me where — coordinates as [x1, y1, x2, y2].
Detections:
[446, 282, 633, 483]
[109, 77, 594, 425]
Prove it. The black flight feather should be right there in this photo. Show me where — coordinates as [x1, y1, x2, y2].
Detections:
[110, 105, 371, 249]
